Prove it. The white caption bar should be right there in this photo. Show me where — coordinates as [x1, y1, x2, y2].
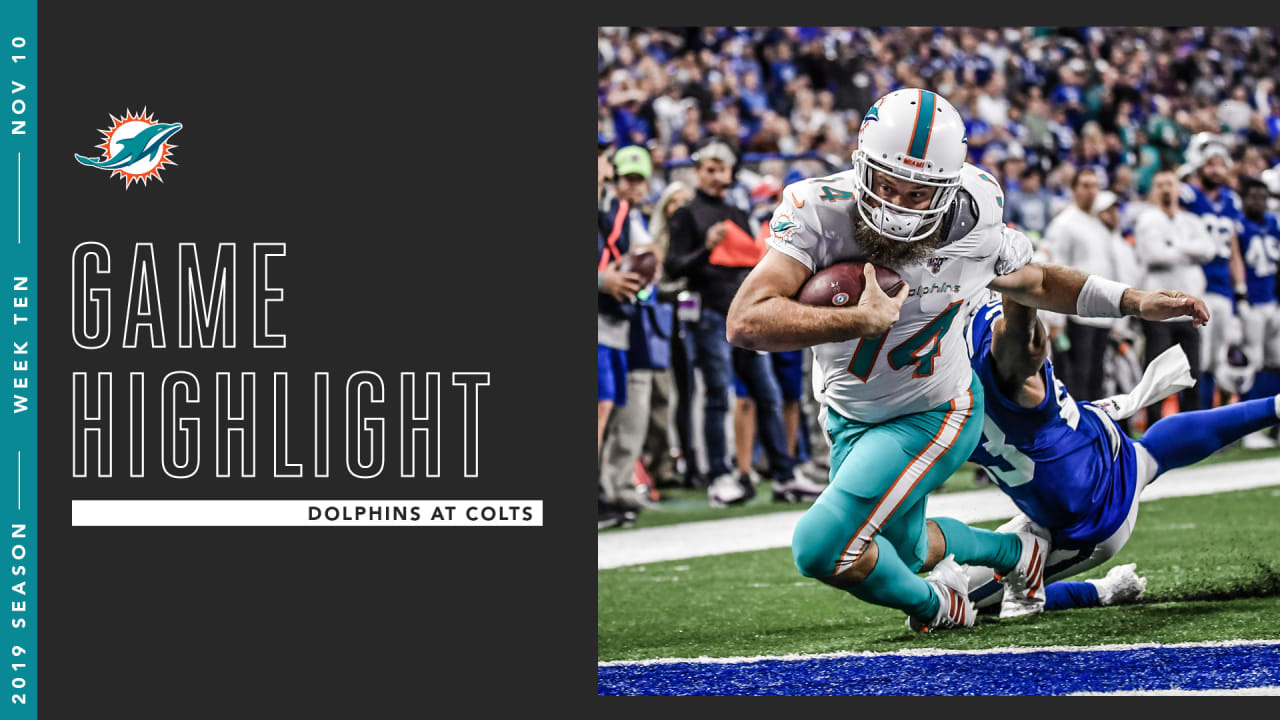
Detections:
[71, 500, 543, 527]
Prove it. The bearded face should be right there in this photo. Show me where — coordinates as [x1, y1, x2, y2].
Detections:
[853, 209, 947, 269]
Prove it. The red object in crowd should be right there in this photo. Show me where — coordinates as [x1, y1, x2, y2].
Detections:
[709, 220, 766, 267]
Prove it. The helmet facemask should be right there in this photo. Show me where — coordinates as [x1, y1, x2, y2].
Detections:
[852, 149, 961, 243]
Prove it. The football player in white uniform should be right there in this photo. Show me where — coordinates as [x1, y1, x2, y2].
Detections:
[726, 88, 1210, 631]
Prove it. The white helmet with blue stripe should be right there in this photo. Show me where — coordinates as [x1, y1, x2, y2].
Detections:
[852, 88, 968, 242]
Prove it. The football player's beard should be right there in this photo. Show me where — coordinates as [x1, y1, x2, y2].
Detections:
[852, 211, 943, 269]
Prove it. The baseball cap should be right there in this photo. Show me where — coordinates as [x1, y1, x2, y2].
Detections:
[1092, 190, 1119, 214]
[691, 140, 737, 168]
[751, 175, 782, 201]
[613, 145, 653, 179]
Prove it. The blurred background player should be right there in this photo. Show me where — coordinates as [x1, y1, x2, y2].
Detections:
[1235, 176, 1280, 447]
[1134, 170, 1217, 429]
[1179, 137, 1249, 409]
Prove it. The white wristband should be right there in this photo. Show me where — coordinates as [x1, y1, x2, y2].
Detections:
[1076, 275, 1128, 318]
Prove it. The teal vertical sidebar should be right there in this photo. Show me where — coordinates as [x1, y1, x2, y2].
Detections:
[2, 2, 35, 718]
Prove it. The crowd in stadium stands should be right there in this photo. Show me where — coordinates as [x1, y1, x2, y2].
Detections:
[597, 27, 1280, 529]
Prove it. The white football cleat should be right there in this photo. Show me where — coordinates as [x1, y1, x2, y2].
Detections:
[1242, 430, 1278, 450]
[998, 531, 1050, 618]
[707, 472, 755, 508]
[771, 475, 827, 503]
[1089, 563, 1147, 606]
[906, 555, 976, 632]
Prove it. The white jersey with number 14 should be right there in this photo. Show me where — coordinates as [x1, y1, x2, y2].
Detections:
[765, 163, 1033, 424]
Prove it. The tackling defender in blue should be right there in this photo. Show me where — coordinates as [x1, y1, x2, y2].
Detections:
[959, 290, 1280, 613]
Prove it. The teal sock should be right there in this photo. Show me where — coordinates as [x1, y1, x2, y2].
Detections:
[847, 535, 939, 621]
[932, 516, 1022, 575]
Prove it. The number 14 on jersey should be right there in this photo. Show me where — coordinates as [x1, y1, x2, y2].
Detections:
[847, 300, 965, 380]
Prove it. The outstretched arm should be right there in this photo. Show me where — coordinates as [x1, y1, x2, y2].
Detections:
[989, 295, 1051, 407]
[726, 250, 908, 352]
[988, 262, 1211, 327]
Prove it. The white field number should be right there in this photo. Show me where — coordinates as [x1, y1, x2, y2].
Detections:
[977, 377, 1079, 488]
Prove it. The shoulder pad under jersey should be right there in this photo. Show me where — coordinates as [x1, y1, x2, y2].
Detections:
[940, 188, 980, 249]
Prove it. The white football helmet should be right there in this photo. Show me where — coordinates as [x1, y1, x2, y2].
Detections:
[852, 88, 968, 242]
[1178, 131, 1233, 179]
[1214, 344, 1256, 396]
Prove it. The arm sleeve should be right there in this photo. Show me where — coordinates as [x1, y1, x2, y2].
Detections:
[663, 206, 709, 280]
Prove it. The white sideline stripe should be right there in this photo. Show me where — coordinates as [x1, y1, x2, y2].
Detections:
[598, 457, 1280, 569]
[1070, 686, 1280, 696]
[597, 638, 1280, 667]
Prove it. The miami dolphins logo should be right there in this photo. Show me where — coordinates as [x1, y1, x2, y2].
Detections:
[860, 105, 879, 132]
[74, 108, 181, 188]
[770, 213, 801, 242]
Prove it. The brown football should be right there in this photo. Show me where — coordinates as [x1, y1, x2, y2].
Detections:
[620, 250, 659, 285]
[796, 261, 905, 307]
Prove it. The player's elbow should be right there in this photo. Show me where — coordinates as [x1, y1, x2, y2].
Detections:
[725, 310, 762, 350]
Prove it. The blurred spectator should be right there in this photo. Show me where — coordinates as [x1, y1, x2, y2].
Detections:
[611, 146, 654, 245]
[1095, 190, 1142, 289]
[600, 27, 1280, 202]
[600, 147, 672, 510]
[1042, 168, 1119, 400]
[666, 141, 795, 505]
[598, 137, 643, 529]
[600, 263, 674, 511]
[1135, 169, 1217, 427]
[646, 181, 696, 486]
[1006, 165, 1053, 239]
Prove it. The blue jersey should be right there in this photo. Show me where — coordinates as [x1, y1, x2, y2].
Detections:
[1180, 183, 1243, 298]
[1239, 212, 1280, 305]
[964, 296, 1139, 549]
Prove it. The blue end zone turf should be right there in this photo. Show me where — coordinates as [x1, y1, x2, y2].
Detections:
[598, 642, 1280, 695]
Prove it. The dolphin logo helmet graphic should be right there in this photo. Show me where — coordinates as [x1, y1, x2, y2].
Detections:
[74, 108, 181, 187]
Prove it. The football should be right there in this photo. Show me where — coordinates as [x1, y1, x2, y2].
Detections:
[796, 260, 905, 307]
[620, 250, 659, 286]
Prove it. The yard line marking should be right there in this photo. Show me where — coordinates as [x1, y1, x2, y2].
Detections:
[598, 638, 1280, 667]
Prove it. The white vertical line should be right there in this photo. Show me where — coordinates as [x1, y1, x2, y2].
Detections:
[17, 152, 20, 245]
[17, 451, 21, 510]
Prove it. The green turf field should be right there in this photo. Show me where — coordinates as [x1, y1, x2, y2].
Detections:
[606, 444, 1280, 531]
[598, 484, 1280, 662]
